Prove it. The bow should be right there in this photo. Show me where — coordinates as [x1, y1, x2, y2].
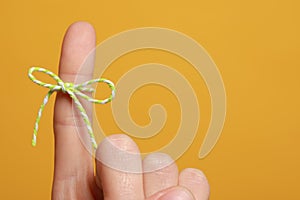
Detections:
[28, 67, 115, 149]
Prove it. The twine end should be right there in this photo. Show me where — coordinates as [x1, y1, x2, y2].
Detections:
[32, 139, 37, 147]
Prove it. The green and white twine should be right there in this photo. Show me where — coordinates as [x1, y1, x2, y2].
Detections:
[28, 67, 116, 149]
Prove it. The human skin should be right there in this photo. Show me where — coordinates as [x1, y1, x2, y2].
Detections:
[51, 21, 210, 200]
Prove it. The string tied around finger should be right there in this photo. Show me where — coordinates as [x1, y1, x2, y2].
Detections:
[28, 67, 116, 149]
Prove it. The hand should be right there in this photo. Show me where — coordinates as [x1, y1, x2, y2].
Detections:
[52, 21, 210, 200]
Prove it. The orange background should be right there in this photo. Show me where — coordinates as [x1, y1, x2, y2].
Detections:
[1, 0, 300, 199]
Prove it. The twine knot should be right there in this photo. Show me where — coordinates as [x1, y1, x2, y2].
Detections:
[59, 82, 74, 93]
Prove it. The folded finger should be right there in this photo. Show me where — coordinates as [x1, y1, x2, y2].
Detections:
[96, 134, 145, 200]
[179, 168, 210, 200]
[143, 153, 178, 198]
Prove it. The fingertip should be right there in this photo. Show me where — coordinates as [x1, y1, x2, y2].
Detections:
[96, 134, 140, 156]
[180, 168, 209, 185]
[179, 168, 210, 200]
[143, 153, 175, 171]
[64, 21, 96, 42]
[59, 21, 96, 78]
[68, 21, 95, 30]
[95, 134, 142, 173]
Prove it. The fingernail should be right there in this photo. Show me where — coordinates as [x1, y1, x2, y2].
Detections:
[159, 188, 194, 200]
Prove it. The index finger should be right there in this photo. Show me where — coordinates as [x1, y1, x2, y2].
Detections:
[53, 21, 96, 184]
